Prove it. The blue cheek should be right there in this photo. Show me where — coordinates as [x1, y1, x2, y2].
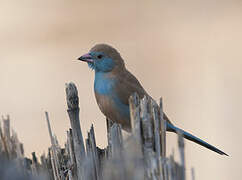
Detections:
[96, 58, 115, 72]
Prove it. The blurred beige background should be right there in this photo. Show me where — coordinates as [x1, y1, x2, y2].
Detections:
[0, 0, 241, 179]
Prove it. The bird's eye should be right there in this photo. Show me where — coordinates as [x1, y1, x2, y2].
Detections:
[97, 54, 103, 59]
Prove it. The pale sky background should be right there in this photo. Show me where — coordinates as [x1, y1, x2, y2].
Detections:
[0, 0, 242, 179]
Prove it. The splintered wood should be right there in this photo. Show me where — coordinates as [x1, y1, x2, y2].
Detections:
[0, 82, 191, 180]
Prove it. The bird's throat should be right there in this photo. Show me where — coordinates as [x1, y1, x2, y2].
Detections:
[94, 72, 116, 95]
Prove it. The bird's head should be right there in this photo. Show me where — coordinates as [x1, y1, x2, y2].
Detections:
[78, 44, 125, 72]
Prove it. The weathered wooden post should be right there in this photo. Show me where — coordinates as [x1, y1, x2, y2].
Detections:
[67, 129, 76, 169]
[159, 98, 168, 180]
[106, 118, 114, 157]
[0, 81, 193, 180]
[11, 130, 25, 173]
[110, 123, 123, 158]
[45, 111, 61, 180]
[68, 169, 74, 180]
[65, 82, 86, 180]
[89, 125, 100, 179]
[191, 167, 195, 180]
[178, 132, 185, 180]
[0, 121, 2, 153]
[85, 125, 101, 180]
[129, 93, 142, 146]
[49, 148, 58, 180]
[150, 99, 162, 178]
[31, 152, 39, 175]
[159, 98, 166, 158]
[140, 96, 159, 179]
[107, 123, 126, 180]
[2, 115, 11, 158]
[3, 115, 10, 140]
[0, 120, 9, 158]
[129, 93, 146, 180]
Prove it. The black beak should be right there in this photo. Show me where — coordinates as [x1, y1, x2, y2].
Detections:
[77, 53, 94, 63]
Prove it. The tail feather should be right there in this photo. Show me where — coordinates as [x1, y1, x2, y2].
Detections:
[166, 123, 228, 156]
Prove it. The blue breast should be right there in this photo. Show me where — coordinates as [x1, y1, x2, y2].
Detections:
[94, 72, 115, 95]
[94, 72, 130, 118]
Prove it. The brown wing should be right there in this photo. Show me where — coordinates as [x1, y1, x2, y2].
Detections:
[114, 69, 173, 125]
[114, 69, 149, 105]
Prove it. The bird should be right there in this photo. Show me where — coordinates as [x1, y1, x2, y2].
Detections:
[77, 43, 228, 156]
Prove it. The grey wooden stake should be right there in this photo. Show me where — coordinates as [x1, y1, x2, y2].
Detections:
[50, 148, 58, 180]
[12, 130, 23, 158]
[85, 125, 100, 180]
[178, 131, 185, 180]
[45, 111, 61, 180]
[140, 96, 154, 150]
[166, 159, 173, 180]
[3, 115, 11, 158]
[68, 170, 74, 180]
[31, 152, 39, 175]
[0, 121, 2, 152]
[191, 167, 195, 180]
[150, 100, 162, 178]
[160, 98, 168, 180]
[66, 82, 86, 180]
[110, 123, 126, 180]
[129, 93, 142, 145]
[0, 121, 9, 159]
[89, 125, 100, 180]
[106, 118, 114, 157]
[67, 129, 76, 168]
[151, 100, 161, 158]
[129, 93, 144, 179]
[3, 115, 10, 140]
[140, 96, 158, 180]
[11, 130, 24, 172]
[159, 98, 166, 158]
[110, 123, 123, 158]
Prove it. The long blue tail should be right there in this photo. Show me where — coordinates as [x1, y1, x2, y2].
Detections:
[166, 123, 228, 156]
